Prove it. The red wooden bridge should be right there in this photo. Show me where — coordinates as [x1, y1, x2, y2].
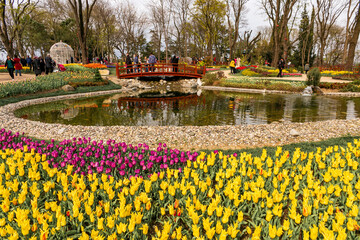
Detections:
[116, 63, 206, 79]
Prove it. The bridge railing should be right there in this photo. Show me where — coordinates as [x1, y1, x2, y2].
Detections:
[116, 63, 206, 78]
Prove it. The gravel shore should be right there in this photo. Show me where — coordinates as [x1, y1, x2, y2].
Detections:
[1, 88, 360, 151]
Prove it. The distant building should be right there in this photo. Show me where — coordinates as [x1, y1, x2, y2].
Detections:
[49, 41, 74, 65]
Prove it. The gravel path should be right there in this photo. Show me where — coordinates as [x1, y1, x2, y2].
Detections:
[1, 88, 360, 151]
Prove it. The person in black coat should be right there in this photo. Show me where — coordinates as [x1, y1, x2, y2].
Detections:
[4, 55, 15, 80]
[33, 57, 42, 76]
[125, 53, 132, 73]
[45, 54, 54, 74]
[277, 58, 285, 77]
[39, 57, 45, 74]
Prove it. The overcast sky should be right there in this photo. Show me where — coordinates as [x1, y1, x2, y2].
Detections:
[136, 0, 269, 32]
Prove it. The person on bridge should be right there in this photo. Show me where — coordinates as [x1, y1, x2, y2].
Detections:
[125, 53, 132, 73]
[148, 53, 157, 72]
[171, 55, 179, 72]
[134, 54, 140, 73]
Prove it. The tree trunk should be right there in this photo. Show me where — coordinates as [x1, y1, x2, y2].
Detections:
[346, 13, 360, 70]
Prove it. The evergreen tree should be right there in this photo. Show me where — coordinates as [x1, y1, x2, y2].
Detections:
[292, 5, 315, 69]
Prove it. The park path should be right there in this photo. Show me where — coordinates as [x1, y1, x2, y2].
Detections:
[221, 69, 350, 83]
[0, 73, 35, 84]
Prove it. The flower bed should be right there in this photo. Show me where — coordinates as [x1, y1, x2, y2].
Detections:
[321, 70, 354, 77]
[0, 72, 97, 98]
[83, 63, 107, 69]
[0, 128, 360, 239]
[0, 66, 32, 73]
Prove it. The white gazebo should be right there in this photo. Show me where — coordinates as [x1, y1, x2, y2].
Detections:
[49, 41, 74, 65]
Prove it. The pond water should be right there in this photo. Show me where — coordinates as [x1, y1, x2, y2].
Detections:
[14, 90, 360, 126]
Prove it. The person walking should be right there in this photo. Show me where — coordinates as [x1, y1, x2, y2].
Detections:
[39, 57, 45, 74]
[134, 54, 140, 73]
[20, 56, 27, 67]
[148, 53, 157, 72]
[4, 55, 15, 80]
[144, 57, 149, 72]
[277, 58, 285, 77]
[229, 59, 236, 74]
[13, 55, 22, 76]
[45, 54, 54, 74]
[33, 57, 42, 76]
[304, 62, 310, 74]
[26, 56, 32, 70]
[125, 53, 132, 73]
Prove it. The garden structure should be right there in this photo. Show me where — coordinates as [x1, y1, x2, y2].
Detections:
[49, 41, 75, 65]
[116, 63, 206, 79]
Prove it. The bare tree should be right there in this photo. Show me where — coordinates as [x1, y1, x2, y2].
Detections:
[0, 0, 36, 57]
[91, 0, 116, 61]
[342, 0, 357, 64]
[67, 0, 98, 63]
[171, 0, 193, 57]
[149, 0, 173, 62]
[225, 0, 248, 59]
[261, 0, 300, 67]
[345, 3, 360, 69]
[315, 0, 345, 66]
[113, 0, 146, 58]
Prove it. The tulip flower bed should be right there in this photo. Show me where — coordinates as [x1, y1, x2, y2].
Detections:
[0, 66, 32, 73]
[83, 63, 107, 69]
[0, 129, 198, 178]
[1, 129, 360, 239]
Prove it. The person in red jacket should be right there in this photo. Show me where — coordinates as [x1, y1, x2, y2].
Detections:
[13, 55, 23, 76]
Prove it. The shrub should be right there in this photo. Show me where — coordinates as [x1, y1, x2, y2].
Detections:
[241, 68, 261, 77]
[306, 67, 321, 86]
[203, 56, 213, 66]
[94, 69, 103, 82]
[202, 72, 220, 85]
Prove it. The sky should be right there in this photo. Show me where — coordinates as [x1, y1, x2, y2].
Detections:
[136, 0, 269, 33]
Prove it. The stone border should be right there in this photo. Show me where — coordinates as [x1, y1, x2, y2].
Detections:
[1, 89, 360, 151]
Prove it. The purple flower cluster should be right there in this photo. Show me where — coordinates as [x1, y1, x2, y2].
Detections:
[0, 129, 198, 178]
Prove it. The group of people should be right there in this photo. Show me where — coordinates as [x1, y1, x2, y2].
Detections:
[4, 54, 56, 79]
[229, 57, 242, 74]
[124, 53, 180, 74]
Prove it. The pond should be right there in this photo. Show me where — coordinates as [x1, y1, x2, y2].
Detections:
[14, 90, 360, 126]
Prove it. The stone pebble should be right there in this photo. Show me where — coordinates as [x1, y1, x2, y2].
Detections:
[1, 87, 360, 151]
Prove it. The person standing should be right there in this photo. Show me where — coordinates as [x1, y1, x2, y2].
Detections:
[4, 55, 15, 80]
[229, 59, 236, 74]
[236, 57, 241, 68]
[304, 62, 310, 74]
[148, 53, 157, 72]
[13, 55, 22, 76]
[144, 56, 149, 72]
[277, 58, 285, 77]
[125, 53, 132, 73]
[39, 57, 45, 74]
[20, 56, 27, 67]
[45, 54, 54, 74]
[33, 57, 42, 76]
[26, 56, 32, 69]
[134, 54, 139, 73]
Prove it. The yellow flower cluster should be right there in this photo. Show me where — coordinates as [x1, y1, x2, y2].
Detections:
[321, 70, 354, 76]
[268, 69, 289, 73]
[0, 67, 30, 70]
[63, 63, 82, 67]
[1, 141, 360, 239]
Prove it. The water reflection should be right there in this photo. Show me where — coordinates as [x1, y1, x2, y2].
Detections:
[14, 91, 360, 126]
